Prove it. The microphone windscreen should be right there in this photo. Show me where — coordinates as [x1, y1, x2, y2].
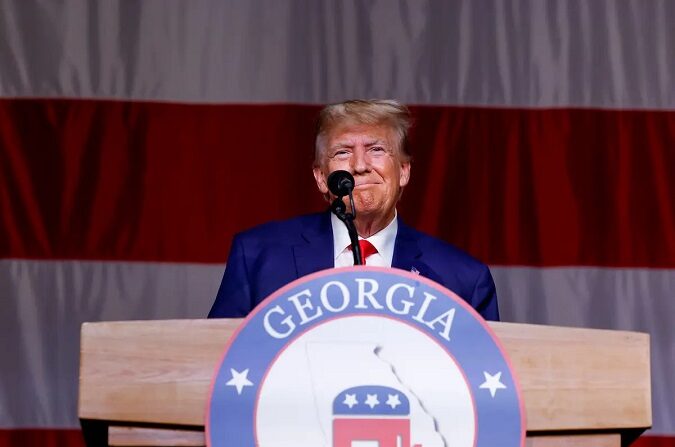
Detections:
[327, 170, 355, 196]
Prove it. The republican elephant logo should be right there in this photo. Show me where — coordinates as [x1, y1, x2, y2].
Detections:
[333, 385, 422, 447]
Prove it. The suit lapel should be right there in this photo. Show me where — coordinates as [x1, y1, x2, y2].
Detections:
[392, 219, 422, 271]
[292, 214, 441, 283]
[393, 219, 443, 284]
[293, 211, 334, 278]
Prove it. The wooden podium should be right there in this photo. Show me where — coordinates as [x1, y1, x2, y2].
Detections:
[78, 319, 651, 447]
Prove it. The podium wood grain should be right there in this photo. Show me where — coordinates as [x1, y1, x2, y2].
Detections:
[78, 319, 651, 445]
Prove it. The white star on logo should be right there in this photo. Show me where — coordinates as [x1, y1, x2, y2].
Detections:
[343, 393, 358, 408]
[364, 393, 380, 409]
[385, 393, 401, 409]
[226, 368, 253, 395]
[479, 371, 507, 397]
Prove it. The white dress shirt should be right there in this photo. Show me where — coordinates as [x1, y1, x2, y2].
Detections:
[331, 212, 398, 267]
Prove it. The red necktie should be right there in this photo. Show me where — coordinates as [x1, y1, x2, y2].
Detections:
[349, 239, 378, 263]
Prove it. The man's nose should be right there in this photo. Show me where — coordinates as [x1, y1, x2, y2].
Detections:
[350, 147, 370, 173]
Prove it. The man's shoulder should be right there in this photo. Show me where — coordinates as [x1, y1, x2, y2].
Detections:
[399, 221, 488, 270]
[235, 212, 329, 243]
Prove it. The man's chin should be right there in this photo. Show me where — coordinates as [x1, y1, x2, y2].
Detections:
[352, 205, 389, 220]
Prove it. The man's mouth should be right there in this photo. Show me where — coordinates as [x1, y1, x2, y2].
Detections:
[354, 182, 380, 188]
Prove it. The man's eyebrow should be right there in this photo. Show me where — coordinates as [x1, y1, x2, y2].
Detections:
[330, 142, 353, 150]
[331, 138, 385, 149]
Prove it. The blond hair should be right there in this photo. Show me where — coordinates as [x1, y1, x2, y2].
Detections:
[314, 99, 412, 166]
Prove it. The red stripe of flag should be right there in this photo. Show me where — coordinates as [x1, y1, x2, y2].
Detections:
[0, 430, 673, 447]
[0, 429, 84, 447]
[2, 99, 674, 266]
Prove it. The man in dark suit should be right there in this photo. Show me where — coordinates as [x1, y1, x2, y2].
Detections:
[209, 99, 499, 320]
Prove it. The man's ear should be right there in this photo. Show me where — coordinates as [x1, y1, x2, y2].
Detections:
[313, 166, 329, 194]
[399, 161, 411, 187]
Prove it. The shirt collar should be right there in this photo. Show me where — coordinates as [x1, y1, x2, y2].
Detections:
[331, 211, 398, 263]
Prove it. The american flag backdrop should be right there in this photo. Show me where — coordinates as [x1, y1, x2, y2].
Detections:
[1, 1, 674, 446]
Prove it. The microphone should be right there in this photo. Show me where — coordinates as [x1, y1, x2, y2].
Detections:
[327, 170, 355, 197]
[327, 170, 362, 265]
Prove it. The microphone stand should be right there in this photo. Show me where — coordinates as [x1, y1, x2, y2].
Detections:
[330, 192, 363, 265]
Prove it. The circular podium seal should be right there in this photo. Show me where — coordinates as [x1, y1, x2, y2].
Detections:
[207, 267, 525, 447]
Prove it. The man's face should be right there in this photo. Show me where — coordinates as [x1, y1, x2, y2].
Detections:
[313, 122, 411, 222]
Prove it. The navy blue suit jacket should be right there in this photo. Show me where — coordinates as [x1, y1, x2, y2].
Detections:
[208, 212, 499, 321]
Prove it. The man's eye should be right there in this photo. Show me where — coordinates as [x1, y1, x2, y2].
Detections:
[370, 146, 386, 153]
[334, 150, 350, 157]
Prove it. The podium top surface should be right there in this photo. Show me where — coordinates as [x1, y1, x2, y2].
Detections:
[78, 319, 651, 433]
